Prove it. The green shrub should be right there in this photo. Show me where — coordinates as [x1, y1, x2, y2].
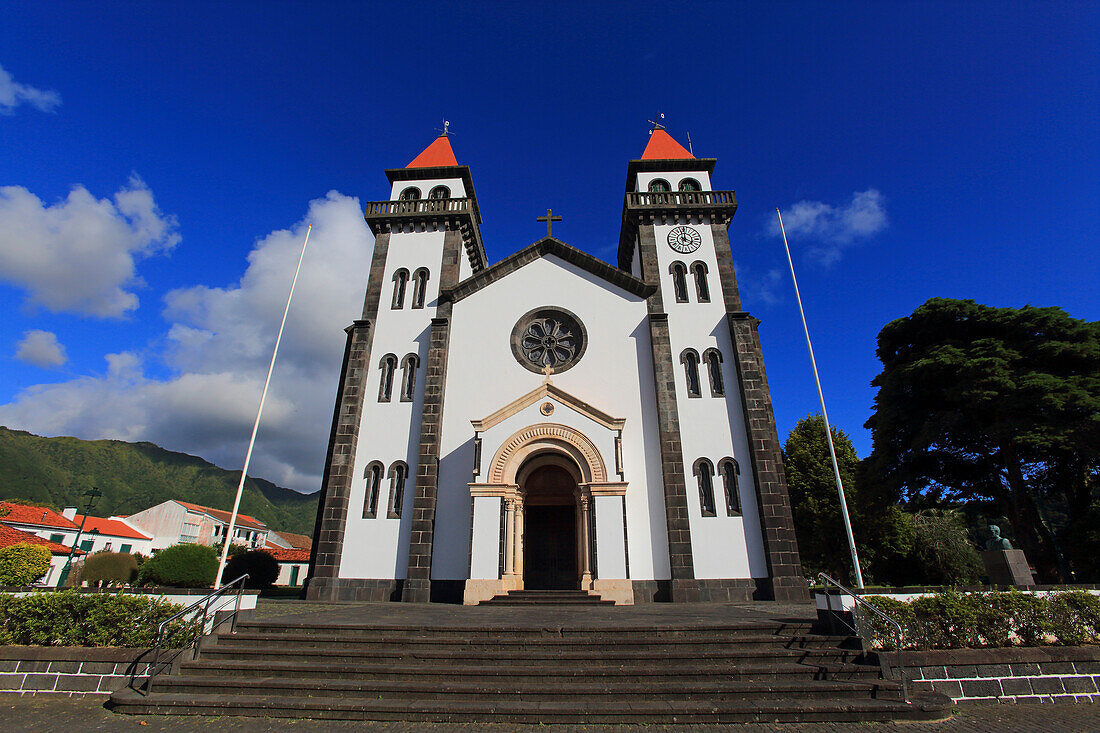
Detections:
[80, 552, 138, 586]
[1048, 591, 1100, 646]
[137, 544, 217, 588]
[0, 543, 52, 586]
[0, 590, 200, 647]
[858, 589, 1098, 649]
[222, 550, 278, 589]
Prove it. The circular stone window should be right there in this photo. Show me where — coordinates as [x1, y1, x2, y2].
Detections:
[510, 307, 588, 374]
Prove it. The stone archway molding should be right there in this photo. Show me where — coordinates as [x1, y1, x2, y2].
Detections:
[487, 422, 608, 485]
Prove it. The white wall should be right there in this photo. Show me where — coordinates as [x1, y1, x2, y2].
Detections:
[117, 502, 186, 551]
[276, 561, 308, 586]
[389, 176, 466, 202]
[636, 171, 713, 192]
[437, 254, 669, 581]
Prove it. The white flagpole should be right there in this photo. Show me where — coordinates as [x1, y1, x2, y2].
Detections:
[216, 224, 313, 586]
[776, 208, 865, 589]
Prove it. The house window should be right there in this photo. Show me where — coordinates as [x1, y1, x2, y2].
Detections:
[49, 534, 63, 544]
[120, 544, 132, 553]
[680, 349, 701, 398]
[428, 185, 450, 199]
[411, 268, 429, 309]
[398, 187, 421, 201]
[392, 268, 409, 309]
[679, 178, 701, 192]
[719, 458, 742, 515]
[703, 348, 724, 396]
[694, 458, 717, 517]
[363, 462, 383, 518]
[80, 539, 93, 551]
[388, 461, 408, 518]
[669, 262, 688, 302]
[400, 353, 419, 402]
[648, 179, 670, 192]
[378, 354, 397, 402]
[690, 261, 710, 302]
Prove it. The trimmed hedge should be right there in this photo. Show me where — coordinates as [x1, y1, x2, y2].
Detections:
[222, 550, 278, 589]
[80, 551, 139, 586]
[137, 543, 217, 588]
[0, 544, 51, 586]
[0, 591, 200, 647]
[860, 590, 1100, 650]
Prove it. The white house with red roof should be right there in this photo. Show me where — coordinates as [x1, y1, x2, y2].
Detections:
[124, 500, 270, 551]
[0, 502, 81, 548]
[0, 524, 83, 587]
[61, 509, 153, 555]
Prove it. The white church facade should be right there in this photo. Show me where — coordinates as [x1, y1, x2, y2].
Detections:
[306, 130, 807, 604]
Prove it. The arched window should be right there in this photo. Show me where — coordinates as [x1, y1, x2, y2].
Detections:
[378, 354, 397, 402]
[719, 458, 741, 515]
[392, 269, 409, 309]
[679, 178, 701, 192]
[428, 185, 450, 199]
[363, 462, 384, 518]
[669, 261, 688, 302]
[703, 348, 724, 396]
[400, 353, 419, 401]
[694, 458, 717, 517]
[690, 261, 710, 302]
[411, 268, 430, 309]
[647, 179, 670, 192]
[398, 187, 421, 201]
[680, 349, 701, 398]
[388, 461, 408, 518]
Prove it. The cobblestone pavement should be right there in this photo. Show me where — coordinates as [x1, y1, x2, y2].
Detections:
[2, 695, 1096, 732]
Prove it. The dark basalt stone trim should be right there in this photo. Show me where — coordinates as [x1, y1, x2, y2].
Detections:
[444, 237, 654, 304]
[403, 227, 464, 603]
[306, 577, 403, 602]
[727, 312, 808, 603]
[305, 231, 391, 600]
[635, 224, 696, 591]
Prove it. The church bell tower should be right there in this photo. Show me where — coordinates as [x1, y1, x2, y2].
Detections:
[619, 129, 807, 602]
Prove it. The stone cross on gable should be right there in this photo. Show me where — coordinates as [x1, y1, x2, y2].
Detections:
[537, 209, 562, 238]
[542, 364, 554, 382]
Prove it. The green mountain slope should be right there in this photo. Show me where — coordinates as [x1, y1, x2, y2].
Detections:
[0, 426, 319, 536]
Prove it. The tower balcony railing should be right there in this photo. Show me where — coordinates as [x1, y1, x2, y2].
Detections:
[625, 190, 737, 210]
[364, 197, 475, 218]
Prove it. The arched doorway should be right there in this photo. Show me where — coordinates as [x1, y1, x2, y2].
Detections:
[521, 463, 578, 590]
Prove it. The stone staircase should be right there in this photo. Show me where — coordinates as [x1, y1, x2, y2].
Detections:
[479, 589, 615, 605]
[109, 605, 951, 723]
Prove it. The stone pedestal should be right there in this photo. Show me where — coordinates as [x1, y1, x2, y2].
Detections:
[982, 549, 1035, 586]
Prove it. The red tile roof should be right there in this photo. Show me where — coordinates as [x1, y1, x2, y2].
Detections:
[271, 531, 312, 550]
[175, 501, 267, 531]
[72, 515, 151, 541]
[407, 135, 459, 168]
[0, 524, 81, 556]
[640, 130, 694, 160]
[0, 502, 78, 530]
[269, 548, 310, 563]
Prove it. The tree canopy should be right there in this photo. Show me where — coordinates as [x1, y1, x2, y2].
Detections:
[863, 298, 1100, 582]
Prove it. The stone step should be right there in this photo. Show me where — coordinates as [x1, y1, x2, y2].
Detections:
[233, 621, 820, 639]
[197, 642, 863, 664]
[480, 591, 615, 605]
[179, 657, 884, 682]
[216, 630, 851, 652]
[110, 689, 952, 723]
[153, 674, 906, 702]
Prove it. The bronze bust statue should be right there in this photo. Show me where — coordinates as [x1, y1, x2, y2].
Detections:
[985, 524, 1013, 551]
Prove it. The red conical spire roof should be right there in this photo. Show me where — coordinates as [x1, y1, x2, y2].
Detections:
[407, 135, 459, 168]
[640, 129, 694, 160]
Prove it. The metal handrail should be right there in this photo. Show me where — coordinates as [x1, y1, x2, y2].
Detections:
[817, 572, 909, 704]
[132, 574, 250, 693]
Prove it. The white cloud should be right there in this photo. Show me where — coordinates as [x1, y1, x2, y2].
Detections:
[0, 192, 373, 492]
[736, 265, 785, 308]
[14, 330, 67, 368]
[0, 64, 61, 114]
[0, 176, 179, 317]
[772, 189, 887, 266]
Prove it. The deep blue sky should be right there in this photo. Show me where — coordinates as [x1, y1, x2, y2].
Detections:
[1, 2, 1097, 490]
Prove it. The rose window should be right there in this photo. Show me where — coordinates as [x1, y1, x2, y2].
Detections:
[510, 307, 587, 374]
